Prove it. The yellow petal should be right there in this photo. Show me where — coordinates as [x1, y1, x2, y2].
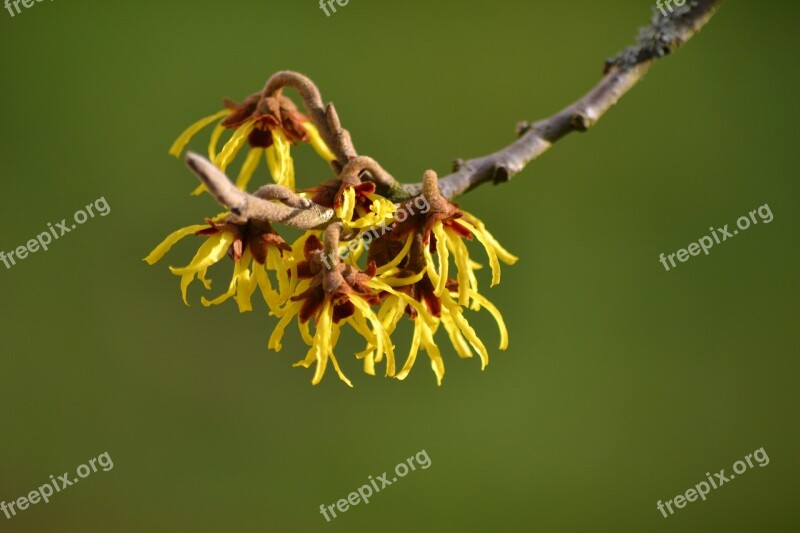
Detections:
[328, 354, 353, 387]
[269, 128, 295, 190]
[420, 321, 445, 386]
[368, 279, 437, 329]
[445, 228, 473, 306]
[290, 232, 313, 262]
[463, 213, 519, 265]
[197, 268, 213, 290]
[376, 232, 413, 275]
[286, 233, 313, 297]
[349, 314, 377, 376]
[395, 319, 423, 381]
[310, 301, 333, 385]
[208, 121, 227, 161]
[169, 232, 234, 277]
[348, 313, 377, 345]
[440, 305, 473, 359]
[431, 223, 450, 296]
[368, 194, 398, 221]
[423, 241, 440, 289]
[235, 147, 263, 191]
[200, 268, 240, 308]
[378, 269, 426, 288]
[302, 120, 337, 163]
[351, 295, 395, 377]
[265, 145, 279, 184]
[298, 319, 314, 346]
[267, 247, 292, 302]
[168, 232, 234, 305]
[357, 348, 377, 376]
[347, 195, 397, 229]
[440, 291, 489, 369]
[144, 224, 210, 265]
[190, 121, 235, 196]
[458, 219, 501, 287]
[327, 325, 352, 387]
[378, 296, 405, 337]
[214, 121, 255, 173]
[254, 262, 282, 313]
[269, 301, 301, 352]
[335, 187, 356, 223]
[470, 290, 509, 350]
[200, 249, 256, 312]
[169, 109, 229, 158]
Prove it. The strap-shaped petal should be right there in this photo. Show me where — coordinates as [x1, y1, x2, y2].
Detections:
[457, 219, 501, 287]
[144, 224, 210, 265]
[169, 109, 229, 158]
[302, 121, 337, 163]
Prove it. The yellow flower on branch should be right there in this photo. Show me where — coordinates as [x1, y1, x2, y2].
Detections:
[360, 177, 518, 385]
[168, 92, 336, 196]
[144, 216, 293, 314]
[150, 73, 520, 387]
[267, 235, 395, 386]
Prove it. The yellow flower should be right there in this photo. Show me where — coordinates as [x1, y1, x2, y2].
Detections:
[144, 216, 294, 313]
[267, 234, 394, 386]
[334, 186, 397, 231]
[168, 94, 336, 195]
[360, 195, 518, 385]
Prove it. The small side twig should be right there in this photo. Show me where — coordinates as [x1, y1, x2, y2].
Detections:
[185, 152, 334, 230]
[339, 156, 401, 194]
[252, 184, 312, 209]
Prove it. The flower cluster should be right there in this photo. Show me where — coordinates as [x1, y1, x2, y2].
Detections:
[146, 84, 517, 386]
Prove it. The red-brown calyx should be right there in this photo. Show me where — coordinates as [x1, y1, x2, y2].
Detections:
[366, 172, 471, 318]
[291, 235, 380, 324]
[196, 216, 290, 264]
[302, 172, 377, 221]
[221, 93, 311, 149]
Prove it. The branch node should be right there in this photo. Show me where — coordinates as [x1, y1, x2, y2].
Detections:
[492, 166, 511, 185]
[515, 121, 532, 137]
[570, 110, 592, 132]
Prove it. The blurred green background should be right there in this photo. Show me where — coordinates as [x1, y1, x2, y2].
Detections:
[1, 0, 798, 531]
